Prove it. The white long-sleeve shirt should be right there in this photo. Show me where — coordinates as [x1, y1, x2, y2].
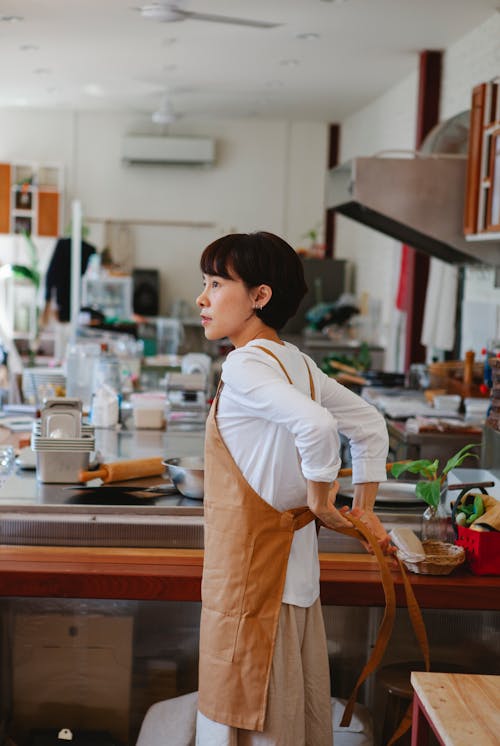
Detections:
[217, 339, 389, 607]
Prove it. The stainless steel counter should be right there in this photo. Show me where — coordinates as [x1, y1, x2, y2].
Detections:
[0, 425, 207, 548]
[0, 424, 426, 550]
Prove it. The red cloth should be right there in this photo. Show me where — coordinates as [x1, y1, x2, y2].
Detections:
[395, 244, 412, 311]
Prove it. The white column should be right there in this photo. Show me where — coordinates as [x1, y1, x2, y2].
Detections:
[69, 200, 82, 344]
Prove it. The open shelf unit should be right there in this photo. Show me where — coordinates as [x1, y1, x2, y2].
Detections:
[0, 161, 64, 237]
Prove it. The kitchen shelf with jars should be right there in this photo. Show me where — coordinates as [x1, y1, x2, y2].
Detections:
[0, 161, 64, 237]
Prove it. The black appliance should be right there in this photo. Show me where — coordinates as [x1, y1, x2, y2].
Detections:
[133, 268, 159, 316]
[282, 258, 349, 334]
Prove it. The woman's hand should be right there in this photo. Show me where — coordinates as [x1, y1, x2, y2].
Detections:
[307, 479, 362, 532]
[356, 510, 395, 555]
[351, 482, 395, 556]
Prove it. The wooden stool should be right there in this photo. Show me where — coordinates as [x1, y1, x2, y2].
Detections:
[376, 661, 470, 746]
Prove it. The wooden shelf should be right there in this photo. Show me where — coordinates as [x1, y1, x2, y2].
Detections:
[466, 231, 500, 240]
[0, 160, 63, 237]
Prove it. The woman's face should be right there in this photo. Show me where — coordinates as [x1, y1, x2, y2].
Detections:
[196, 268, 261, 347]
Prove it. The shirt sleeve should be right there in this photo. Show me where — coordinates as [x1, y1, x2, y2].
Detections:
[313, 360, 389, 484]
[221, 348, 342, 483]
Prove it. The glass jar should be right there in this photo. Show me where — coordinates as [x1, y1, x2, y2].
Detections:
[421, 481, 450, 542]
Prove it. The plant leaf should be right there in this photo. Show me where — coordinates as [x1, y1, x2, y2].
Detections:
[442, 443, 478, 477]
[415, 479, 441, 508]
[11, 264, 40, 288]
[391, 459, 438, 480]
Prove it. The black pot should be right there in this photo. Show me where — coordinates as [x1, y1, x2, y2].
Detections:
[364, 370, 406, 388]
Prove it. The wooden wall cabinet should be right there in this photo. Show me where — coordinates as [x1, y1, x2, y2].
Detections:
[464, 80, 500, 237]
[0, 161, 63, 237]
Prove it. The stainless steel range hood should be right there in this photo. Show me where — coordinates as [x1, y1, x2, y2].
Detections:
[326, 155, 500, 267]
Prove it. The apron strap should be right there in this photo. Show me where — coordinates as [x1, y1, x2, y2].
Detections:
[253, 345, 315, 400]
[334, 515, 430, 737]
[280, 506, 316, 532]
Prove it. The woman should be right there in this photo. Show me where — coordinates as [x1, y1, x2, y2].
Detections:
[195, 231, 390, 745]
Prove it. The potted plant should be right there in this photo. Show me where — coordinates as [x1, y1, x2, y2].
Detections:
[10, 230, 41, 364]
[391, 443, 479, 541]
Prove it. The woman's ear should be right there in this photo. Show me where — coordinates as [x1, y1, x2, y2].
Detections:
[253, 284, 272, 309]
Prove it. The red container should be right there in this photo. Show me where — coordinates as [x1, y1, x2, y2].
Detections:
[456, 525, 500, 575]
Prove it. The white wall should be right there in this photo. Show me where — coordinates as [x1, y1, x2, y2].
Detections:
[334, 11, 500, 366]
[0, 110, 327, 315]
[1, 10, 499, 340]
[336, 73, 418, 359]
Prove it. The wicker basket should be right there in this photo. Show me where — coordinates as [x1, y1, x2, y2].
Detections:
[400, 541, 465, 575]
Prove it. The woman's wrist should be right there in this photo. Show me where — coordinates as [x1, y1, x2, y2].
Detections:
[352, 482, 379, 510]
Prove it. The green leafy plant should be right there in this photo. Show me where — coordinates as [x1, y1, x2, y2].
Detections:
[391, 443, 479, 508]
[11, 230, 40, 289]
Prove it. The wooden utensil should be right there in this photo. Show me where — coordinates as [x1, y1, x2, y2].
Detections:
[79, 457, 164, 483]
[329, 360, 361, 375]
[328, 360, 368, 385]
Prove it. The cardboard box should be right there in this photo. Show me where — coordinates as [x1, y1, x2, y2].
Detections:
[11, 613, 133, 744]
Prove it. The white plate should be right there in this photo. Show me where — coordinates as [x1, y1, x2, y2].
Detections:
[338, 478, 420, 504]
[0, 416, 35, 431]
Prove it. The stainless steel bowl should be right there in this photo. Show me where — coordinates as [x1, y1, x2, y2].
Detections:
[163, 457, 204, 499]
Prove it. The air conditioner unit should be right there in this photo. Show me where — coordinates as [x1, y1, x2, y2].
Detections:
[121, 135, 216, 166]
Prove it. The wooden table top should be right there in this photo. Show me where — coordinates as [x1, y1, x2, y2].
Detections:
[411, 672, 500, 746]
[0, 545, 499, 609]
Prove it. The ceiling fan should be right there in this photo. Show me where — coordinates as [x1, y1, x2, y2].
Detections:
[137, 1, 281, 28]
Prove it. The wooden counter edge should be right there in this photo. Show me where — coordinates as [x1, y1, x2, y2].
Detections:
[0, 545, 498, 609]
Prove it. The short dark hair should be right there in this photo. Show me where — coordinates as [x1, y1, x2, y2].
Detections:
[200, 232, 308, 330]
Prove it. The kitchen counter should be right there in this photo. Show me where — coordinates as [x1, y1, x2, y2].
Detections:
[1, 414, 498, 745]
[386, 418, 483, 464]
[0, 545, 498, 610]
[0, 425, 498, 611]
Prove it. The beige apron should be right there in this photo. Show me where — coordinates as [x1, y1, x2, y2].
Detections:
[198, 347, 316, 731]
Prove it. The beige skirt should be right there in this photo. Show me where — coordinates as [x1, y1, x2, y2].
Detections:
[196, 598, 333, 746]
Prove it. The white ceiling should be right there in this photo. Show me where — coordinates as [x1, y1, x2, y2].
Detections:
[0, 0, 498, 123]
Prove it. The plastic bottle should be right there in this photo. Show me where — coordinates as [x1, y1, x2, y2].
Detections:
[90, 383, 119, 428]
[93, 343, 122, 396]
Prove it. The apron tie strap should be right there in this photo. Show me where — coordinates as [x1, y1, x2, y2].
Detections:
[332, 514, 430, 736]
[280, 506, 316, 532]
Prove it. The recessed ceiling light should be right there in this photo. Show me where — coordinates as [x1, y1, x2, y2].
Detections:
[296, 32, 320, 41]
[1, 15, 23, 23]
[20, 44, 39, 52]
[280, 59, 300, 67]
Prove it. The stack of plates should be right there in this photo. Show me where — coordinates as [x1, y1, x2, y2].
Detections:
[31, 422, 95, 483]
[31, 423, 95, 452]
[22, 367, 66, 404]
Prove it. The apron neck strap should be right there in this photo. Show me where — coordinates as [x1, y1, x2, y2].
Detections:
[253, 345, 316, 401]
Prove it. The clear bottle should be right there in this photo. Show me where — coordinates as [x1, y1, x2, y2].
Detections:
[93, 343, 122, 396]
[65, 342, 100, 412]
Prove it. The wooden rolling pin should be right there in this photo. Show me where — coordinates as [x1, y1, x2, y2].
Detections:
[79, 457, 164, 484]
